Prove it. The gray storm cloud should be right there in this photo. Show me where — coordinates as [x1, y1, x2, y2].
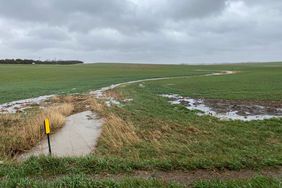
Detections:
[0, 0, 281, 64]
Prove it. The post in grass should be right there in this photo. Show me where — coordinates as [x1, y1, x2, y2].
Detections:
[44, 118, 52, 155]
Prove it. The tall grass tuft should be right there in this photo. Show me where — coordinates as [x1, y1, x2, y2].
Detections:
[100, 114, 140, 149]
[87, 97, 140, 151]
[0, 103, 74, 159]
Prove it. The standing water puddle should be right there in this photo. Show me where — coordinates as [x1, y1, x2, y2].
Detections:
[20, 111, 103, 159]
[0, 95, 54, 114]
[161, 94, 282, 121]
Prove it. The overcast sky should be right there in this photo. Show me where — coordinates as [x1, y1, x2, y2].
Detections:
[0, 0, 281, 64]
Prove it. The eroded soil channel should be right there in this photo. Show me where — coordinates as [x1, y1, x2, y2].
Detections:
[161, 94, 282, 121]
[20, 111, 103, 159]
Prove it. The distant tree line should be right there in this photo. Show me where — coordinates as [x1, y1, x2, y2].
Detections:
[0, 59, 84, 65]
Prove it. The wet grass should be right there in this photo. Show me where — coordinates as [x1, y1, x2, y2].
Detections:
[0, 175, 184, 188]
[146, 64, 282, 100]
[0, 157, 281, 187]
[1, 62, 281, 104]
[0, 156, 273, 178]
[194, 176, 282, 188]
[0, 63, 214, 104]
[1, 62, 282, 186]
[94, 62, 282, 170]
[95, 87, 282, 170]
[2, 175, 280, 188]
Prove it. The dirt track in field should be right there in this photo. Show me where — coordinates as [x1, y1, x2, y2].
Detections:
[90, 166, 282, 186]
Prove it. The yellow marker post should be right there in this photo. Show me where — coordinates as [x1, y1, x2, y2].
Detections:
[44, 119, 50, 134]
[44, 118, 52, 155]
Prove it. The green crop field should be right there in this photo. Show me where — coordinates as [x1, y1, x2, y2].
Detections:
[95, 62, 282, 167]
[0, 63, 213, 104]
[0, 62, 282, 187]
[2, 63, 280, 103]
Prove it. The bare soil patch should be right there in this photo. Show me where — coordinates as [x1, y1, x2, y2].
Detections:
[95, 166, 282, 186]
[204, 99, 282, 117]
[162, 94, 282, 121]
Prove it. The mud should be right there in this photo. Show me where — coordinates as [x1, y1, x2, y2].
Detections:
[161, 94, 282, 121]
[204, 99, 282, 116]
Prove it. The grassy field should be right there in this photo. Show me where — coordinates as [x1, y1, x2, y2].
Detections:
[0, 62, 282, 187]
[2, 63, 279, 103]
[194, 176, 282, 188]
[0, 175, 281, 188]
[94, 62, 282, 170]
[0, 63, 215, 104]
[146, 64, 282, 100]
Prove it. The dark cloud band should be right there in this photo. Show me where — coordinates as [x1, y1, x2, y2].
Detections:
[0, 0, 281, 63]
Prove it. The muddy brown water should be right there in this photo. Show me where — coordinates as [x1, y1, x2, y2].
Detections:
[20, 111, 103, 159]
